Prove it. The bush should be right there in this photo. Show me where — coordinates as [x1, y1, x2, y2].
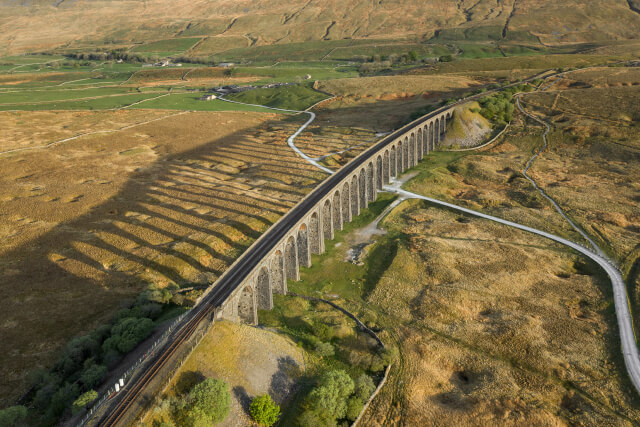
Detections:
[354, 374, 376, 402]
[312, 323, 334, 341]
[102, 317, 154, 354]
[46, 382, 79, 419]
[315, 342, 335, 358]
[184, 378, 230, 425]
[0, 406, 27, 426]
[439, 54, 453, 62]
[308, 370, 354, 420]
[72, 390, 98, 414]
[250, 394, 280, 426]
[80, 361, 107, 389]
[345, 396, 364, 421]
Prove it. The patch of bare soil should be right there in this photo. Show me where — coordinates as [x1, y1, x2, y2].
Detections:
[143, 321, 305, 426]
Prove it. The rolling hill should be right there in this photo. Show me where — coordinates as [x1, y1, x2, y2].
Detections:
[1, 0, 640, 57]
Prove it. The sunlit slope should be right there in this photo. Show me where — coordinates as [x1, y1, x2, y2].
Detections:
[1, 0, 640, 55]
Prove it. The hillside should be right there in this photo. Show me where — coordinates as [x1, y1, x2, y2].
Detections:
[1, 0, 640, 56]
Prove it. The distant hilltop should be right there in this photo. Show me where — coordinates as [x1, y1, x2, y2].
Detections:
[1, 0, 640, 55]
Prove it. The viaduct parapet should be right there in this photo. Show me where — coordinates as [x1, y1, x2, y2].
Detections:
[216, 107, 454, 324]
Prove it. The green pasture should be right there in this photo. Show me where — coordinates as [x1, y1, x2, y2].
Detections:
[128, 92, 282, 112]
[0, 91, 167, 111]
[226, 83, 329, 111]
[130, 37, 202, 55]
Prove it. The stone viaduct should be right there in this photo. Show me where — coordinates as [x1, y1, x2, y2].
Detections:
[217, 108, 454, 324]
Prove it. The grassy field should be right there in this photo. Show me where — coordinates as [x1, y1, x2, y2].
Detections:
[226, 83, 329, 111]
[130, 37, 202, 56]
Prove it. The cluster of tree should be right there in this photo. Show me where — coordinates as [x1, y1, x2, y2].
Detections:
[26, 285, 173, 424]
[477, 83, 533, 126]
[297, 370, 376, 426]
[64, 51, 216, 66]
[358, 50, 432, 74]
[250, 394, 281, 426]
[152, 377, 231, 426]
[0, 405, 28, 426]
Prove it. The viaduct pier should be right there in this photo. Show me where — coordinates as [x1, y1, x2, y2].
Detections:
[214, 107, 453, 324]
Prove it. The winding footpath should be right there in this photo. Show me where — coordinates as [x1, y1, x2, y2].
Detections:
[515, 95, 608, 259]
[215, 88, 640, 394]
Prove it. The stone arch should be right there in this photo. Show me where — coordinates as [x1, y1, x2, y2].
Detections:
[309, 211, 321, 254]
[323, 199, 333, 240]
[429, 122, 434, 152]
[440, 115, 446, 140]
[238, 285, 256, 325]
[376, 155, 383, 190]
[390, 146, 397, 178]
[359, 168, 367, 207]
[397, 140, 403, 174]
[409, 133, 415, 167]
[367, 162, 375, 202]
[333, 190, 342, 232]
[350, 175, 360, 217]
[270, 250, 285, 294]
[403, 137, 409, 170]
[383, 150, 390, 184]
[423, 127, 429, 155]
[417, 129, 423, 161]
[255, 266, 272, 310]
[285, 235, 298, 282]
[342, 182, 351, 224]
[434, 118, 440, 146]
[297, 223, 310, 267]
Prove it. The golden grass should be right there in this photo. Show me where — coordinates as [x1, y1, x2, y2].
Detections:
[143, 321, 304, 426]
[0, 110, 327, 406]
[361, 204, 640, 425]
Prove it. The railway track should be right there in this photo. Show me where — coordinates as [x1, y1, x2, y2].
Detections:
[99, 304, 214, 426]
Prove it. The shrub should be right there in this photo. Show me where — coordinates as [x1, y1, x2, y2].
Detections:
[182, 378, 230, 425]
[80, 361, 107, 389]
[0, 406, 27, 426]
[353, 374, 376, 402]
[312, 323, 334, 341]
[46, 382, 79, 419]
[249, 394, 281, 426]
[308, 370, 354, 420]
[439, 54, 453, 62]
[345, 396, 364, 421]
[72, 390, 98, 414]
[315, 342, 335, 358]
[297, 409, 336, 427]
[102, 317, 154, 354]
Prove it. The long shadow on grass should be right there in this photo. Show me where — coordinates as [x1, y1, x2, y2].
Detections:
[0, 113, 325, 406]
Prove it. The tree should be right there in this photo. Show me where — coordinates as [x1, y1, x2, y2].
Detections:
[72, 390, 98, 414]
[345, 396, 364, 421]
[80, 360, 107, 389]
[250, 394, 280, 426]
[308, 370, 354, 420]
[0, 406, 28, 426]
[102, 317, 154, 354]
[184, 378, 230, 425]
[353, 374, 375, 402]
[315, 342, 335, 358]
[407, 50, 418, 62]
